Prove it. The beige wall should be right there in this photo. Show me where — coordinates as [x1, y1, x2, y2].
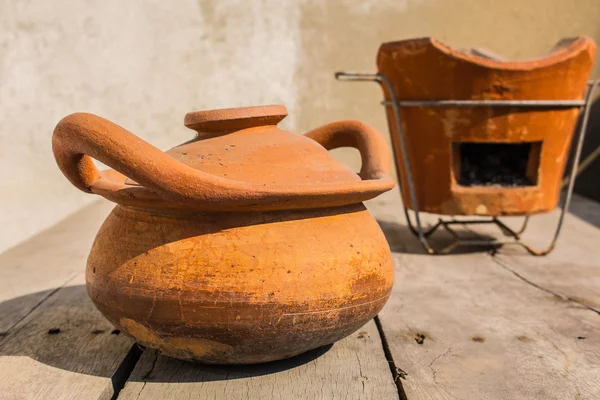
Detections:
[1, 0, 599, 252]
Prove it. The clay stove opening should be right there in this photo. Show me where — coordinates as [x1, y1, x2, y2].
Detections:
[453, 142, 542, 187]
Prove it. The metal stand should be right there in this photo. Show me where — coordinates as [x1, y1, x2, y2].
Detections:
[335, 71, 599, 255]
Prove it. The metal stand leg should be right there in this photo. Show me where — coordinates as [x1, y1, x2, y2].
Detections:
[335, 72, 598, 256]
[515, 80, 599, 255]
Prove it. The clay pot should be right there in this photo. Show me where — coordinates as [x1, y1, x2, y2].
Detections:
[52, 105, 395, 364]
[377, 36, 596, 216]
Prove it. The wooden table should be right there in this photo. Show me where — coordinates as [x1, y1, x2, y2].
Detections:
[1, 190, 599, 399]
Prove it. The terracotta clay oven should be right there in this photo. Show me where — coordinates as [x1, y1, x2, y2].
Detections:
[377, 36, 596, 216]
[52, 106, 395, 364]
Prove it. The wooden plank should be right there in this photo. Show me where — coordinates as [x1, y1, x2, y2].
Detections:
[371, 183, 600, 398]
[0, 200, 134, 399]
[467, 194, 600, 311]
[118, 319, 399, 400]
[0, 273, 134, 400]
[378, 248, 600, 399]
[0, 200, 114, 334]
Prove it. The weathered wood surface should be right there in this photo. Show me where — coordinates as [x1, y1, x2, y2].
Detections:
[484, 194, 600, 312]
[0, 200, 114, 334]
[371, 191, 600, 399]
[0, 200, 134, 400]
[0, 274, 134, 400]
[445, 193, 600, 312]
[118, 319, 399, 400]
[2, 189, 600, 399]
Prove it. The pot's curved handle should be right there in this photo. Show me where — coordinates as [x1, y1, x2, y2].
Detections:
[304, 120, 392, 181]
[52, 113, 253, 202]
[53, 113, 394, 208]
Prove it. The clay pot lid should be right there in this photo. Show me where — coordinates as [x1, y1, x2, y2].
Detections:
[52, 106, 394, 212]
[161, 105, 362, 189]
[184, 105, 288, 134]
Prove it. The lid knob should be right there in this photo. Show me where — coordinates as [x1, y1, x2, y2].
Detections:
[184, 105, 287, 134]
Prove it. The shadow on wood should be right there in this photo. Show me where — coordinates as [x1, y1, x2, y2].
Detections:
[376, 219, 499, 254]
[0, 285, 333, 381]
[132, 345, 335, 383]
[116, 319, 399, 399]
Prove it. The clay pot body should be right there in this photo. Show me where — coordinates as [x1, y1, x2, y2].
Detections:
[377, 37, 596, 216]
[52, 106, 394, 364]
[89, 204, 391, 363]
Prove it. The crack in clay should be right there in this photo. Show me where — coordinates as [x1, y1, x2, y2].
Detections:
[146, 293, 157, 319]
[282, 295, 389, 316]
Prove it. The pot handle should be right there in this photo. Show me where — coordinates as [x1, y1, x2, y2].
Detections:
[52, 112, 254, 202]
[53, 113, 394, 207]
[304, 120, 392, 181]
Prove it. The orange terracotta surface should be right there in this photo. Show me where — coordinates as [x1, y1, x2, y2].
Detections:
[52, 106, 393, 211]
[377, 36, 596, 216]
[52, 105, 394, 364]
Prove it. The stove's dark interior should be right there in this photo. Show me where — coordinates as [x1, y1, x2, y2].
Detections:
[455, 142, 539, 187]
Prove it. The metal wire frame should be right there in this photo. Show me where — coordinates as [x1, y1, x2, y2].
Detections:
[335, 71, 599, 255]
